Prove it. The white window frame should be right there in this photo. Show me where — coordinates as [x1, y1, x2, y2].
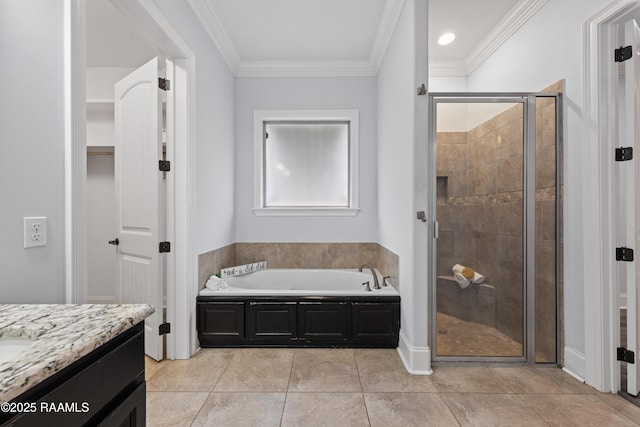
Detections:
[253, 109, 359, 216]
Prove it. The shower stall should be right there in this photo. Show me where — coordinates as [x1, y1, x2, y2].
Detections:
[429, 90, 562, 364]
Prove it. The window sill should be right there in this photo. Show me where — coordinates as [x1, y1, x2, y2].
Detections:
[253, 207, 359, 217]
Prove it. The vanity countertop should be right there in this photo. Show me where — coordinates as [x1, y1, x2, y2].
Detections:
[0, 304, 154, 403]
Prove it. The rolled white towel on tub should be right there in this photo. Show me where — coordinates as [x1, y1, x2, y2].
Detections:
[453, 272, 471, 289]
[206, 275, 229, 291]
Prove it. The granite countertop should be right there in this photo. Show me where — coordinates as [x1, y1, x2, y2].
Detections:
[0, 304, 154, 403]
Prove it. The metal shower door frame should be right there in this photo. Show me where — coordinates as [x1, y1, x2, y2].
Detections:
[428, 92, 563, 365]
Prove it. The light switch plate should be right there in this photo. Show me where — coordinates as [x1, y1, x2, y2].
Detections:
[24, 217, 47, 248]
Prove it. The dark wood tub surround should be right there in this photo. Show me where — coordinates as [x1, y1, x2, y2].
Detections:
[197, 295, 400, 348]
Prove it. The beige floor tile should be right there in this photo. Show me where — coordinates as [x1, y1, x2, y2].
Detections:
[431, 366, 516, 393]
[281, 392, 370, 427]
[146, 391, 208, 427]
[189, 348, 237, 365]
[288, 349, 361, 392]
[147, 357, 228, 392]
[441, 393, 548, 426]
[356, 349, 437, 392]
[490, 366, 598, 394]
[599, 393, 640, 422]
[191, 392, 286, 427]
[214, 348, 295, 392]
[145, 356, 166, 381]
[365, 392, 459, 427]
[522, 394, 639, 426]
[355, 348, 407, 370]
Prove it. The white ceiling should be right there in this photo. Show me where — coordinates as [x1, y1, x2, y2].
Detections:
[429, 0, 521, 62]
[187, 0, 405, 76]
[428, 0, 547, 76]
[86, 0, 548, 76]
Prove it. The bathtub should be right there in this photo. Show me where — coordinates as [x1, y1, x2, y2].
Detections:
[199, 268, 400, 297]
[197, 268, 401, 348]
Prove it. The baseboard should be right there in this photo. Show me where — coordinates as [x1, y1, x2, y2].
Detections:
[563, 346, 586, 382]
[397, 330, 433, 375]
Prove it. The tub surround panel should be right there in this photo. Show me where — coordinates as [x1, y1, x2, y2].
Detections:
[197, 296, 400, 348]
[0, 304, 154, 403]
[199, 243, 399, 290]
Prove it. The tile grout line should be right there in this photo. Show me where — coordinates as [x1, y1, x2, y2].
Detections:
[189, 350, 236, 427]
[435, 391, 463, 427]
[352, 350, 372, 426]
[279, 348, 297, 427]
[595, 394, 640, 426]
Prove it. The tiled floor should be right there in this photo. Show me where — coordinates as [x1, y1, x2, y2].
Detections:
[145, 348, 640, 426]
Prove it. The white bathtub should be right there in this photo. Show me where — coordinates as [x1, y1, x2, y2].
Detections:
[199, 268, 399, 297]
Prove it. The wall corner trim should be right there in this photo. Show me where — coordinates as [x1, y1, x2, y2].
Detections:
[397, 330, 433, 375]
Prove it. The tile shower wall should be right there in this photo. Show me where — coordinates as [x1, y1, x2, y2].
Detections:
[199, 243, 399, 289]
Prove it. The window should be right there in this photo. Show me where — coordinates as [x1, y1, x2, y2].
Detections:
[253, 110, 359, 216]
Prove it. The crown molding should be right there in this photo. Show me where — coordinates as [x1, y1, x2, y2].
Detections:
[237, 60, 377, 78]
[465, 0, 548, 74]
[429, 0, 548, 77]
[188, 0, 404, 77]
[428, 61, 468, 77]
[187, 0, 240, 74]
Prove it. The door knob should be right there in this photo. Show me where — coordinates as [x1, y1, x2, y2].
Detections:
[108, 238, 119, 246]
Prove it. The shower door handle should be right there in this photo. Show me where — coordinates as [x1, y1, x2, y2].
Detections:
[108, 238, 119, 246]
[434, 221, 439, 239]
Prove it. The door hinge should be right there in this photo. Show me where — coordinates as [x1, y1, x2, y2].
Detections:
[159, 322, 171, 335]
[615, 45, 633, 62]
[615, 147, 633, 161]
[617, 347, 635, 364]
[159, 160, 171, 172]
[158, 78, 170, 91]
[159, 241, 171, 253]
[616, 247, 634, 262]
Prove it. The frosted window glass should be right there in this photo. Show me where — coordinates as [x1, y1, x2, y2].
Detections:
[264, 122, 349, 207]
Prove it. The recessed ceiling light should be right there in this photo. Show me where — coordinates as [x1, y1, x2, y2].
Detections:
[438, 33, 456, 46]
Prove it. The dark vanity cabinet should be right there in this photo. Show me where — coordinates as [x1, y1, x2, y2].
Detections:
[2, 323, 145, 427]
[197, 296, 400, 348]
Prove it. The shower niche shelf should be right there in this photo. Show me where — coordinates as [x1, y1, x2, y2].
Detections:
[436, 176, 448, 204]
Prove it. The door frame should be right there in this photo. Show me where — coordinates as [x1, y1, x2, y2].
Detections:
[64, 0, 198, 359]
[582, 0, 640, 392]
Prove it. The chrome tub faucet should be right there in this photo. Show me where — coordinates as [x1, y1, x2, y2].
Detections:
[359, 264, 380, 289]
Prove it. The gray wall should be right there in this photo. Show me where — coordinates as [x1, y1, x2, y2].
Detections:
[0, 1, 66, 303]
[234, 76, 378, 243]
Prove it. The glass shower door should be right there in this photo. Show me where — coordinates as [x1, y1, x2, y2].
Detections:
[432, 98, 526, 361]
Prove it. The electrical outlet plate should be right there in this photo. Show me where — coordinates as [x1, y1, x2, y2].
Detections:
[24, 217, 47, 248]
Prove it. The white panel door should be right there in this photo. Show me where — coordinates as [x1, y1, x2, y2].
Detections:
[114, 57, 164, 361]
[625, 19, 640, 396]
